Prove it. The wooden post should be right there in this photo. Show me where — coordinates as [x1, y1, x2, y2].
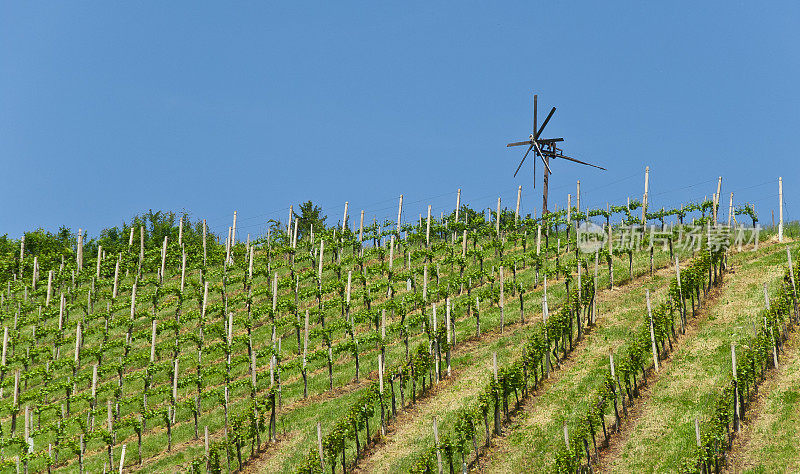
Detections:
[426, 205, 432, 248]
[232, 210, 238, 247]
[493, 352, 501, 435]
[695, 418, 701, 447]
[46, 270, 53, 306]
[592, 251, 599, 324]
[75, 322, 81, 367]
[317, 422, 325, 470]
[779, 177, 784, 242]
[96, 245, 102, 279]
[446, 299, 452, 377]
[342, 201, 349, 231]
[181, 249, 187, 293]
[499, 266, 505, 333]
[714, 176, 722, 227]
[202, 219, 207, 266]
[379, 353, 386, 435]
[397, 195, 403, 232]
[139, 226, 145, 271]
[77, 229, 83, 271]
[225, 227, 232, 264]
[112, 256, 120, 299]
[496, 197, 501, 236]
[771, 327, 778, 367]
[178, 216, 183, 247]
[455, 188, 461, 222]
[732, 342, 740, 430]
[728, 192, 734, 227]
[318, 241, 324, 281]
[787, 249, 797, 314]
[160, 236, 168, 282]
[359, 210, 365, 245]
[119, 444, 126, 474]
[536, 225, 541, 255]
[564, 422, 570, 451]
[108, 399, 114, 468]
[303, 309, 309, 398]
[675, 257, 685, 332]
[515, 185, 522, 224]
[647, 290, 659, 372]
[433, 417, 443, 474]
[172, 358, 179, 420]
[423, 265, 428, 302]
[433, 304, 439, 384]
[204, 426, 209, 463]
[642, 167, 650, 224]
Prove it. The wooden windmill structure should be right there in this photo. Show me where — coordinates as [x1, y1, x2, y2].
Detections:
[507, 93, 606, 214]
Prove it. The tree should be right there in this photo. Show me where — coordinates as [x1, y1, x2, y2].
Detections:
[293, 201, 327, 239]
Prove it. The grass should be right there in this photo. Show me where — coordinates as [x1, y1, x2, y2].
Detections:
[4, 216, 786, 473]
[725, 329, 800, 472]
[600, 242, 795, 472]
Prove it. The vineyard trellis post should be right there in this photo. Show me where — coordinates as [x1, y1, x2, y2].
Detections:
[779, 176, 784, 242]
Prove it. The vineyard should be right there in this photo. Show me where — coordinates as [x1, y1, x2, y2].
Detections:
[1, 185, 799, 474]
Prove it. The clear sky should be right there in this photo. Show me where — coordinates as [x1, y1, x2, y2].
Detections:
[2, 2, 798, 240]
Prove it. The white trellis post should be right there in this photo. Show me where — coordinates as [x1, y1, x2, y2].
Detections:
[778, 177, 784, 242]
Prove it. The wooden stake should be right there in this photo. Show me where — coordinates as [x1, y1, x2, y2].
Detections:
[453, 188, 461, 223]
[397, 195, 403, 232]
[202, 219, 207, 266]
[643, 167, 650, 223]
[359, 210, 365, 244]
[96, 245, 102, 279]
[779, 176, 784, 242]
[112, 256, 120, 299]
[426, 205, 432, 248]
[160, 236, 168, 282]
[46, 270, 53, 306]
[695, 418, 701, 447]
[181, 248, 187, 293]
[317, 422, 325, 470]
[232, 210, 238, 247]
[496, 197, 501, 236]
[646, 289, 659, 372]
[728, 192, 734, 227]
[119, 444, 126, 474]
[434, 417, 442, 474]
[499, 266, 505, 332]
[446, 299, 452, 376]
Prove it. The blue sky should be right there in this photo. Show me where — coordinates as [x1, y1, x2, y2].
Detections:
[2, 2, 798, 239]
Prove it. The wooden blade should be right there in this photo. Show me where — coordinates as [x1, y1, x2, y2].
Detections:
[532, 140, 552, 174]
[553, 154, 606, 170]
[513, 144, 535, 177]
[535, 107, 556, 138]
[537, 137, 564, 143]
[507, 140, 534, 147]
